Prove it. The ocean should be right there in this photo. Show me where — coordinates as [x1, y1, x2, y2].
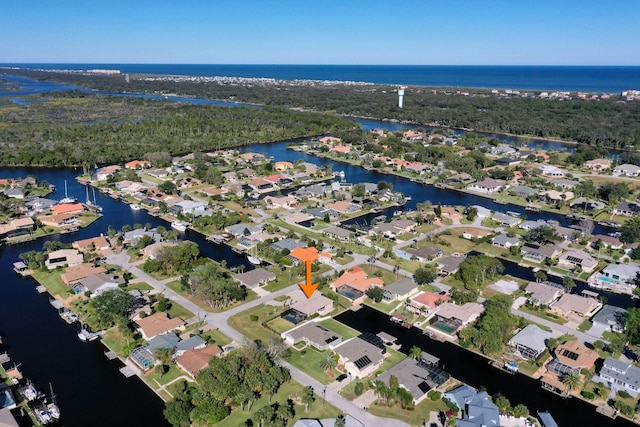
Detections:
[2, 63, 639, 93]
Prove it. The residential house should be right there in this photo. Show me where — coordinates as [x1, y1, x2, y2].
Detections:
[322, 225, 352, 241]
[407, 292, 450, 315]
[95, 165, 121, 181]
[403, 246, 443, 262]
[125, 160, 151, 169]
[437, 256, 466, 276]
[377, 357, 450, 404]
[511, 185, 538, 198]
[232, 268, 276, 288]
[538, 190, 574, 205]
[51, 203, 84, 215]
[492, 233, 520, 248]
[490, 145, 517, 156]
[589, 234, 623, 250]
[467, 178, 505, 194]
[613, 201, 640, 217]
[330, 266, 383, 303]
[176, 344, 223, 378]
[552, 178, 579, 190]
[518, 219, 549, 231]
[45, 249, 83, 270]
[550, 294, 601, 318]
[591, 305, 627, 333]
[61, 264, 107, 285]
[135, 312, 186, 340]
[271, 238, 306, 253]
[520, 243, 562, 263]
[598, 357, 640, 397]
[3, 188, 24, 199]
[492, 212, 522, 227]
[283, 322, 342, 350]
[73, 272, 124, 296]
[225, 223, 263, 238]
[539, 165, 566, 177]
[524, 281, 564, 306]
[287, 289, 334, 318]
[429, 302, 484, 334]
[444, 385, 500, 427]
[547, 340, 599, 376]
[584, 158, 612, 172]
[446, 173, 474, 185]
[462, 228, 490, 240]
[122, 229, 163, 246]
[590, 262, 640, 294]
[403, 130, 424, 141]
[508, 324, 553, 360]
[334, 337, 385, 378]
[613, 164, 640, 177]
[142, 242, 173, 260]
[264, 195, 298, 210]
[171, 200, 207, 215]
[282, 212, 315, 226]
[382, 278, 418, 303]
[558, 250, 599, 273]
[25, 197, 57, 213]
[0, 217, 35, 238]
[326, 201, 361, 215]
[72, 235, 110, 253]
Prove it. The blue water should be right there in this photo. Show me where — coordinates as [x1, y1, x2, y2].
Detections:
[2, 63, 640, 92]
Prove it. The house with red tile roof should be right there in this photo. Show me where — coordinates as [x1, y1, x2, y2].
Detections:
[319, 136, 342, 144]
[330, 145, 351, 154]
[330, 266, 384, 296]
[407, 292, 451, 315]
[61, 264, 107, 285]
[52, 203, 85, 215]
[125, 160, 152, 169]
[72, 235, 110, 253]
[176, 344, 223, 378]
[135, 312, 186, 340]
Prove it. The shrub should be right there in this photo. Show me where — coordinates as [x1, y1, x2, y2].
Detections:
[430, 391, 442, 401]
[618, 390, 631, 399]
[581, 391, 595, 400]
[249, 314, 259, 322]
[354, 382, 364, 396]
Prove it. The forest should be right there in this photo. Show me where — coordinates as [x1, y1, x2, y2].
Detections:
[0, 91, 356, 167]
[5, 68, 640, 150]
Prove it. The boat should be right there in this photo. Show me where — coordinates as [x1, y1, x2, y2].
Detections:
[171, 220, 188, 232]
[36, 409, 53, 424]
[504, 361, 518, 373]
[506, 211, 521, 217]
[525, 205, 541, 212]
[494, 199, 508, 205]
[20, 383, 40, 401]
[404, 195, 412, 201]
[59, 180, 77, 204]
[130, 203, 142, 210]
[47, 383, 61, 420]
[78, 325, 99, 342]
[85, 186, 102, 212]
[598, 220, 621, 229]
[338, 170, 346, 180]
[247, 245, 261, 265]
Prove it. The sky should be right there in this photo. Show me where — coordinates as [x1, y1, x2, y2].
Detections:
[2, 0, 639, 65]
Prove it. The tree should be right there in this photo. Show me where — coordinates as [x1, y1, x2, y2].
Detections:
[512, 404, 530, 418]
[562, 276, 576, 293]
[319, 353, 338, 372]
[562, 372, 582, 391]
[163, 398, 193, 427]
[365, 286, 384, 303]
[335, 414, 346, 427]
[414, 265, 438, 284]
[409, 345, 423, 360]
[301, 386, 315, 412]
[92, 288, 136, 327]
[493, 395, 511, 414]
[620, 217, 640, 243]
[154, 346, 174, 368]
[534, 270, 547, 283]
[624, 307, 640, 345]
[525, 225, 562, 244]
[189, 397, 230, 425]
[159, 180, 177, 195]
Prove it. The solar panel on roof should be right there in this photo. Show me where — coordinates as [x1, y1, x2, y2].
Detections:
[562, 349, 580, 361]
[354, 355, 372, 370]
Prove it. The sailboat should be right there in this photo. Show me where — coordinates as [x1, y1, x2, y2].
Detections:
[85, 185, 102, 212]
[60, 180, 77, 204]
[47, 383, 61, 420]
[247, 245, 261, 265]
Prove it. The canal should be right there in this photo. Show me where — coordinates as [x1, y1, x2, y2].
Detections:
[336, 305, 635, 427]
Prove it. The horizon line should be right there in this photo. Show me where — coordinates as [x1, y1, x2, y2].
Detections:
[2, 62, 640, 67]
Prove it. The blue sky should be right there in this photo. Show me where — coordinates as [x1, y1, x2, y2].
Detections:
[2, 0, 639, 65]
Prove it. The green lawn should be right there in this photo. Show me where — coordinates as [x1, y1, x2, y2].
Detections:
[286, 346, 339, 385]
[165, 279, 258, 312]
[201, 328, 232, 347]
[334, 254, 354, 265]
[126, 282, 154, 292]
[378, 348, 406, 373]
[214, 379, 342, 427]
[518, 305, 568, 325]
[228, 304, 284, 342]
[577, 319, 593, 332]
[165, 301, 195, 321]
[339, 379, 370, 401]
[31, 269, 70, 296]
[369, 395, 447, 426]
[356, 264, 396, 285]
[365, 298, 399, 314]
[317, 318, 360, 340]
[268, 317, 296, 334]
[101, 327, 141, 358]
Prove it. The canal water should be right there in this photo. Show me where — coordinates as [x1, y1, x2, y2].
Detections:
[336, 305, 635, 427]
[0, 75, 636, 425]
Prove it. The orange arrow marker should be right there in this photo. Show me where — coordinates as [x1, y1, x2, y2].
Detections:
[299, 259, 319, 299]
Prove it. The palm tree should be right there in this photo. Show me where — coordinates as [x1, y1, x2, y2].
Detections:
[409, 345, 423, 360]
[320, 353, 338, 372]
[562, 372, 582, 391]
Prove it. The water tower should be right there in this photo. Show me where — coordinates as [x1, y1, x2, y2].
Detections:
[398, 87, 405, 108]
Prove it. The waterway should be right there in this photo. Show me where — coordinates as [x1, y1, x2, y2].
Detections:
[336, 305, 635, 427]
[0, 76, 637, 425]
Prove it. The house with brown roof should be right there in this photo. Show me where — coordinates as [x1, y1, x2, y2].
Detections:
[288, 290, 334, 317]
[326, 201, 361, 215]
[547, 340, 599, 376]
[330, 266, 383, 304]
[429, 302, 484, 335]
[467, 178, 505, 194]
[407, 292, 450, 315]
[38, 213, 79, 229]
[550, 294, 601, 318]
[330, 145, 351, 154]
[176, 344, 223, 378]
[0, 217, 34, 238]
[584, 158, 612, 172]
[135, 312, 186, 340]
[61, 264, 107, 285]
[558, 250, 599, 273]
[524, 281, 564, 306]
[72, 235, 110, 253]
[125, 160, 152, 169]
[52, 203, 85, 215]
[462, 228, 491, 240]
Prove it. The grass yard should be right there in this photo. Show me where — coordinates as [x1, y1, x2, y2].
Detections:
[201, 328, 232, 347]
[286, 346, 338, 385]
[334, 254, 354, 265]
[228, 304, 284, 342]
[31, 269, 70, 297]
[378, 348, 407, 373]
[365, 298, 399, 314]
[214, 379, 342, 427]
[339, 379, 370, 401]
[356, 264, 396, 285]
[165, 279, 258, 312]
[125, 282, 153, 292]
[268, 317, 295, 334]
[317, 318, 360, 340]
[165, 300, 195, 321]
[518, 305, 568, 325]
[368, 394, 447, 426]
[101, 327, 141, 358]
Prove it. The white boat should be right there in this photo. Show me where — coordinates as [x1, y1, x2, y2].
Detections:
[59, 180, 77, 204]
[47, 403, 60, 419]
[247, 255, 261, 265]
[130, 203, 142, 210]
[171, 220, 188, 232]
[85, 186, 102, 212]
[78, 325, 99, 342]
[338, 170, 346, 179]
[22, 384, 38, 401]
[37, 409, 53, 424]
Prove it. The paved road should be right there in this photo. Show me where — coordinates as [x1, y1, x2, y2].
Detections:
[106, 251, 409, 427]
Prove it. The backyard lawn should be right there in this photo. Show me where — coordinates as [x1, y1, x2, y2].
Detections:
[31, 270, 69, 297]
[286, 346, 339, 385]
[228, 304, 284, 342]
[368, 394, 447, 426]
[318, 318, 360, 340]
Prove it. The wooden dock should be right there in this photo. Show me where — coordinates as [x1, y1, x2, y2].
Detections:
[105, 351, 118, 360]
[0, 352, 10, 363]
[596, 404, 617, 419]
[120, 366, 136, 378]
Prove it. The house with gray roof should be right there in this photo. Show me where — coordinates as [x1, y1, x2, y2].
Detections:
[508, 324, 553, 360]
[510, 185, 538, 198]
[551, 178, 579, 190]
[519, 219, 548, 231]
[524, 281, 564, 306]
[592, 305, 627, 333]
[282, 322, 342, 350]
[382, 278, 418, 303]
[25, 197, 58, 213]
[225, 223, 263, 237]
[377, 357, 450, 404]
[492, 212, 521, 227]
[305, 206, 340, 220]
[437, 256, 466, 275]
[444, 385, 500, 427]
[520, 243, 562, 263]
[271, 238, 306, 253]
[590, 262, 640, 294]
[406, 246, 444, 262]
[598, 357, 640, 396]
[232, 268, 276, 288]
[613, 163, 640, 177]
[123, 229, 163, 246]
[491, 233, 520, 249]
[322, 225, 352, 241]
[75, 273, 125, 297]
[334, 337, 385, 378]
[613, 201, 640, 217]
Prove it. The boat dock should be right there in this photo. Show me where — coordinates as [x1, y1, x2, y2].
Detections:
[105, 350, 118, 360]
[0, 352, 10, 363]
